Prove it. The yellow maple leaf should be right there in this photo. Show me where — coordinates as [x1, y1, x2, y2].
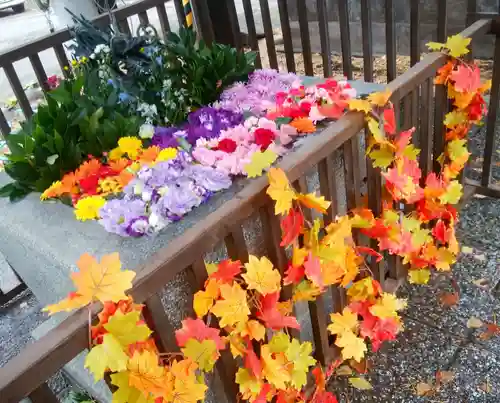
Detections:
[408, 269, 431, 285]
[211, 283, 250, 327]
[292, 280, 322, 302]
[328, 307, 359, 335]
[369, 147, 395, 169]
[403, 144, 420, 160]
[181, 339, 218, 372]
[439, 180, 463, 205]
[335, 330, 367, 362]
[447, 139, 470, 161]
[292, 246, 308, 267]
[244, 149, 278, 178]
[435, 247, 457, 271]
[444, 110, 468, 128]
[237, 319, 266, 341]
[242, 255, 281, 295]
[261, 345, 291, 389]
[367, 89, 392, 106]
[104, 311, 152, 347]
[426, 41, 444, 51]
[168, 359, 208, 403]
[347, 277, 377, 301]
[193, 278, 219, 318]
[444, 34, 471, 58]
[369, 293, 407, 319]
[285, 339, 316, 389]
[127, 350, 168, 398]
[367, 117, 390, 146]
[235, 368, 264, 401]
[85, 334, 128, 380]
[111, 372, 156, 403]
[297, 192, 331, 214]
[348, 99, 372, 114]
[267, 167, 297, 215]
[44, 253, 136, 314]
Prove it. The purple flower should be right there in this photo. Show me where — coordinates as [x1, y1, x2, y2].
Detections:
[184, 107, 243, 144]
[152, 126, 180, 149]
[158, 183, 202, 216]
[188, 165, 232, 192]
[126, 216, 151, 237]
[98, 199, 147, 237]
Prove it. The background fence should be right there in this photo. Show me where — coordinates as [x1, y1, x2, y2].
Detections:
[0, 0, 499, 402]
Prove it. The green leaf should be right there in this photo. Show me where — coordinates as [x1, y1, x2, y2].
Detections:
[54, 131, 64, 154]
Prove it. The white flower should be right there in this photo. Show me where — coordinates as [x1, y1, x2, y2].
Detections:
[149, 212, 169, 231]
[139, 123, 155, 139]
[142, 190, 152, 202]
[244, 116, 259, 129]
[90, 53, 96, 59]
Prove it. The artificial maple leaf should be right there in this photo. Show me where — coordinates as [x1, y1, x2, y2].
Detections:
[426, 41, 444, 51]
[111, 372, 156, 403]
[447, 139, 470, 162]
[244, 340, 262, 377]
[236, 368, 264, 401]
[283, 262, 305, 285]
[328, 307, 359, 335]
[244, 149, 278, 178]
[369, 147, 394, 169]
[85, 334, 128, 380]
[286, 339, 317, 388]
[439, 291, 459, 307]
[444, 110, 468, 128]
[167, 359, 208, 403]
[211, 283, 250, 327]
[280, 208, 304, 247]
[383, 106, 397, 134]
[267, 168, 297, 215]
[439, 180, 463, 205]
[181, 339, 218, 372]
[304, 253, 323, 288]
[261, 345, 291, 390]
[451, 64, 482, 93]
[408, 269, 431, 284]
[242, 255, 282, 295]
[349, 377, 373, 390]
[257, 292, 300, 330]
[103, 311, 152, 348]
[347, 277, 380, 301]
[367, 117, 389, 147]
[368, 89, 392, 106]
[444, 34, 471, 58]
[209, 259, 242, 283]
[193, 278, 220, 318]
[335, 330, 367, 362]
[175, 318, 225, 350]
[292, 279, 322, 302]
[297, 192, 332, 213]
[369, 293, 407, 319]
[238, 319, 267, 341]
[127, 350, 167, 397]
[347, 99, 372, 114]
[44, 253, 135, 314]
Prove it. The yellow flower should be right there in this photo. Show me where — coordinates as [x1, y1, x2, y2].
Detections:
[64, 66, 69, 71]
[156, 148, 178, 163]
[117, 137, 142, 159]
[40, 181, 62, 200]
[71, 59, 77, 66]
[81, 56, 87, 63]
[98, 178, 122, 196]
[108, 146, 124, 161]
[74, 196, 106, 221]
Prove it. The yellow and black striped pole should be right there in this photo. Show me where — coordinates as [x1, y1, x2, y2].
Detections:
[183, 0, 193, 29]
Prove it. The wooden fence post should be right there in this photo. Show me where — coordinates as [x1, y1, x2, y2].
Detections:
[202, 0, 241, 47]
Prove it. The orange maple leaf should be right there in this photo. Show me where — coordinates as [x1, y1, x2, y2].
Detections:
[290, 117, 316, 133]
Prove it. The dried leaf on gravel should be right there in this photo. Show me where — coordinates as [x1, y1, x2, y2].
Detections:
[349, 377, 373, 390]
[478, 381, 492, 393]
[473, 254, 487, 262]
[415, 382, 434, 396]
[439, 292, 459, 307]
[436, 370, 456, 385]
[479, 322, 500, 340]
[472, 278, 490, 289]
[467, 317, 484, 329]
[461, 246, 474, 254]
[336, 365, 352, 376]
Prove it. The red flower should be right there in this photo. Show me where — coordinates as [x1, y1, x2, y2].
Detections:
[216, 138, 237, 153]
[78, 175, 100, 195]
[254, 128, 276, 150]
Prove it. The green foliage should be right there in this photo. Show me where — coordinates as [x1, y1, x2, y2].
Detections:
[0, 73, 141, 200]
[63, 390, 95, 403]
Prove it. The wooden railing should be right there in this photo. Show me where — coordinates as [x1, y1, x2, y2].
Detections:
[0, 14, 496, 402]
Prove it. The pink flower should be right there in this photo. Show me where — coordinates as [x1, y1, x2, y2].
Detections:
[46, 75, 60, 90]
[279, 124, 298, 145]
[192, 147, 226, 166]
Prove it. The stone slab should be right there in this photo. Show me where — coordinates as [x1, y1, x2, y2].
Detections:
[0, 250, 22, 294]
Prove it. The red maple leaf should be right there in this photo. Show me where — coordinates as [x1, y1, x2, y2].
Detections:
[383, 106, 396, 134]
[257, 292, 300, 330]
[394, 128, 415, 156]
[280, 208, 304, 247]
[175, 318, 225, 350]
[361, 219, 391, 239]
[209, 259, 242, 283]
[451, 64, 481, 93]
[356, 246, 383, 262]
[244, 338, 262, 377]
[304, 253, 323, 288]
[254, 383, 272, 403]
[283, 262, 305, 285]
[432, 220, 447, 243]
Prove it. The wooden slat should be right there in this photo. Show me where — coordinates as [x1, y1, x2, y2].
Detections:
[481, 35, 500, 187]
[331, 286, 346, 312]
[242, 0, 262, 69]
[343, 137, 362, 210]
[117, 18, 132, 36]
[308, 296, 330, 365]
[433, 84, 448, 173]
[138, 10, 150, 26]
[411, 88, 420, 138]
[3, 63, 32, 119]
[156, 4, 171, 39]
[317, 156, 338, 225]
[143, 293, 179, 352]
[316, 0, 332, 77]
[53, 44, 70, 78]
[403, 93, 412, 130]
[0, 108, 10, 138]
[173, 0, 186, 27]
[385, 0, 397, 81]
[224, 227, 249, 263]
[437, 0, 448, 42]
[259, 205, 288, 281]
[190, 0, 215, 45]
[465, 178, 500, 198]
[277, 0, 296, 72]
[296, 0, 313, 75]
[29, 54, 49, 92]
[410, 0, 420, 66]
[28, 382, 58, 403]
[360, 0, 373, 81]
[467, 0, 477, 27]
[338, 0, 353, 79]
[419, 77, 434, 182]
[259, 0, 278, 69]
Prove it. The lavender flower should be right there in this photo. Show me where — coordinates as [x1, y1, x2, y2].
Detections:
[98, 199, 147, 237]
[188, 164, 232, 192]
[126, 216, 151, 237]
[158, 183, 202, 216]
[152, 127, 180, 149]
